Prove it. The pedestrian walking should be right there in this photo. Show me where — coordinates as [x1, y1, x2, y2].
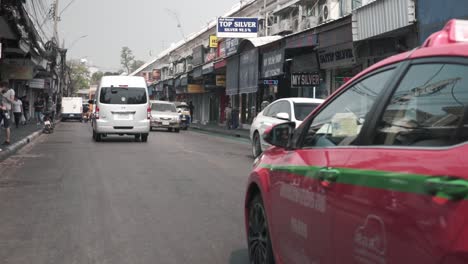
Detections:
[48, 99, 56, 121]
[0, 81, 15, 145]
[225, 103, 232, 130]
[188, 101, 194, 123]
[34, 96, 45, 125]
[12, 96, 23, 128]
[22, 96, 30, 123]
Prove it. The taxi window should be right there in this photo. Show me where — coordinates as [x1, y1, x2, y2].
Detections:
[301, 69, 395, 148]
[374, 63, 468, 147]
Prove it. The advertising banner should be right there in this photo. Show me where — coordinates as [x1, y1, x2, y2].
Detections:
[318, 42, 356, 69]
[262, 48, 284, 78]
[217, 17, 258, 38]
[291, 73, 321, 88]
[209, 35, 218, 48]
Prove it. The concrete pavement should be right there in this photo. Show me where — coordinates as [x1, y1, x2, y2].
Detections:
[0, 122, 252, 264]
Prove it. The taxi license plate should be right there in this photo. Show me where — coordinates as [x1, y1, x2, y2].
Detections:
[70, 114, 74, 117]
[163, 121, 170, 126]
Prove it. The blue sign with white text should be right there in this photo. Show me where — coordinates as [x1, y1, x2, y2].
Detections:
[217, 17, 258, 38]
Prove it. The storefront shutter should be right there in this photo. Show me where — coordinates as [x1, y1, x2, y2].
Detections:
[239, 49, 259, 94]
[226, 55, 239, 96]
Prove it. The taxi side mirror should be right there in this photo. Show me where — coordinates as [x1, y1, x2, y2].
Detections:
[263, 122, 296, 149]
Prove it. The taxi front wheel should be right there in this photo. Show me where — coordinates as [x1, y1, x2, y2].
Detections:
[248, 195, 275, 264]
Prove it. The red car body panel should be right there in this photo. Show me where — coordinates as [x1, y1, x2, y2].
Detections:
[245, 20, 468, 264]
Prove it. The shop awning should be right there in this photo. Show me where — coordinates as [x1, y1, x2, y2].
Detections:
[242, 36, 283, 48]
[192, 67, 203, 79]
[180, 74, 188, 86]
[214, 59, 227, 70]
[202, 62, 214, 75]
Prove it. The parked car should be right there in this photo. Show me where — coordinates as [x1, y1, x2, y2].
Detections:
[244, 20, 468, 264]
[250, 98, 324, 158]
[61, 97, 83, 121]
[150, 100, 180, 133]
[92, 76, 150, 142]
[174, 102, 191, 130]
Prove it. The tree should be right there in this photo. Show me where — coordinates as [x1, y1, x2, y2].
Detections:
[68, 60, 90, 95]
[131, 60, 145, 73]
[91, 71, 104, 85]
[120, 46, 135, 74]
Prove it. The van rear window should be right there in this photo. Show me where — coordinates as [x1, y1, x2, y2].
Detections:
[99, 87, 147, 104]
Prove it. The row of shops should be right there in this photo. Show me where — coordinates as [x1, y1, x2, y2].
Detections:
[142, 0, 466, 128]
[148, 15, 417, 127]
[0, 2, 66, 118]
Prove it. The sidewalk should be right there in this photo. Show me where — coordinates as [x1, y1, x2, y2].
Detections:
[0, 122, 42, 160]
[190, 123, 250, 139]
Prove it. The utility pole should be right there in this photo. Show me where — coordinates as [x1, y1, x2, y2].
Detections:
[53, 0, 60, 45]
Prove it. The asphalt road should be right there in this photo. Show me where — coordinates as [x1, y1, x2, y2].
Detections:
[0, 122, 253, 264]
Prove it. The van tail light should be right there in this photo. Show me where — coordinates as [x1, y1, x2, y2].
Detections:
[147, 106, 151, 120]
[95, 106, 100, 119]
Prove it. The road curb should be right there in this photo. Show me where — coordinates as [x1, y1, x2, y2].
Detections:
[190, 125, 250, 139]
[0, 129, 42, 161]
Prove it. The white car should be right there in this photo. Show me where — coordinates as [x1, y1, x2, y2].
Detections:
[150, 100, 180, 132]
[250, 97, 325, 157]
[92, 76, 150, 142]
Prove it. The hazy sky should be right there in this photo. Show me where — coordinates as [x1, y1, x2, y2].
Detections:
[59, 0, 240, 72]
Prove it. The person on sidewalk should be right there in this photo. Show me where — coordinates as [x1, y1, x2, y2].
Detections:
[0, 81, 15, 145]
[34, 96, 45, 125]
[188, 101, 194, 123]
[12, 96, 23, 128]
[22, 96, 30, 124]
[48, 98, 56, 121]
[225, 103, 232, 130]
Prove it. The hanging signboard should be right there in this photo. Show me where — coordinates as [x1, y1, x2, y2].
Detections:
[291, 72, 321, 88]
[216, 75, 226, 87]
[187, 84, 205, 94]
[262, 49, 284, 78]
[209, 35, 218, 48]
[217, 17, 258, 38]
[318, 42, 356, 69]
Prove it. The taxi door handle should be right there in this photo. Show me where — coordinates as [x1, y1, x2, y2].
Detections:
[318, 168, 339, 187]
[424, 177, 468, 200]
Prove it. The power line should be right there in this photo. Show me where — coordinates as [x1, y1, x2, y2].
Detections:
[60, 0, 76, 16]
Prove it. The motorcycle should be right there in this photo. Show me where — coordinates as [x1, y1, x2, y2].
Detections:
[42, 111, 54, 134]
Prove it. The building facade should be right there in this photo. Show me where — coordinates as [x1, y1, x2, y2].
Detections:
[132, 0, 458, 128]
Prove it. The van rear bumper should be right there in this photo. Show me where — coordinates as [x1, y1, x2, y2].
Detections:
[94, 120, 150, 134]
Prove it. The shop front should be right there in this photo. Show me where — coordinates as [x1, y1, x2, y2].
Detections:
[315, 16, 362, 95]
[317, 41, 360, 93]
[259, 42, 285, 108]
[283, 29, 321, 98]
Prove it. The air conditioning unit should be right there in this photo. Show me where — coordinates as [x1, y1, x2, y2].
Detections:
[280, 19, 293, 33]
[186, 64, 193, 72]
[300, 16, 319, 30]
[270, 23, 281, 35]
[320, 0, 340, 23]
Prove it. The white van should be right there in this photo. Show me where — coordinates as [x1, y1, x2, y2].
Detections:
[61, 97, 83, 121]
[92, 76, 150, 142]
